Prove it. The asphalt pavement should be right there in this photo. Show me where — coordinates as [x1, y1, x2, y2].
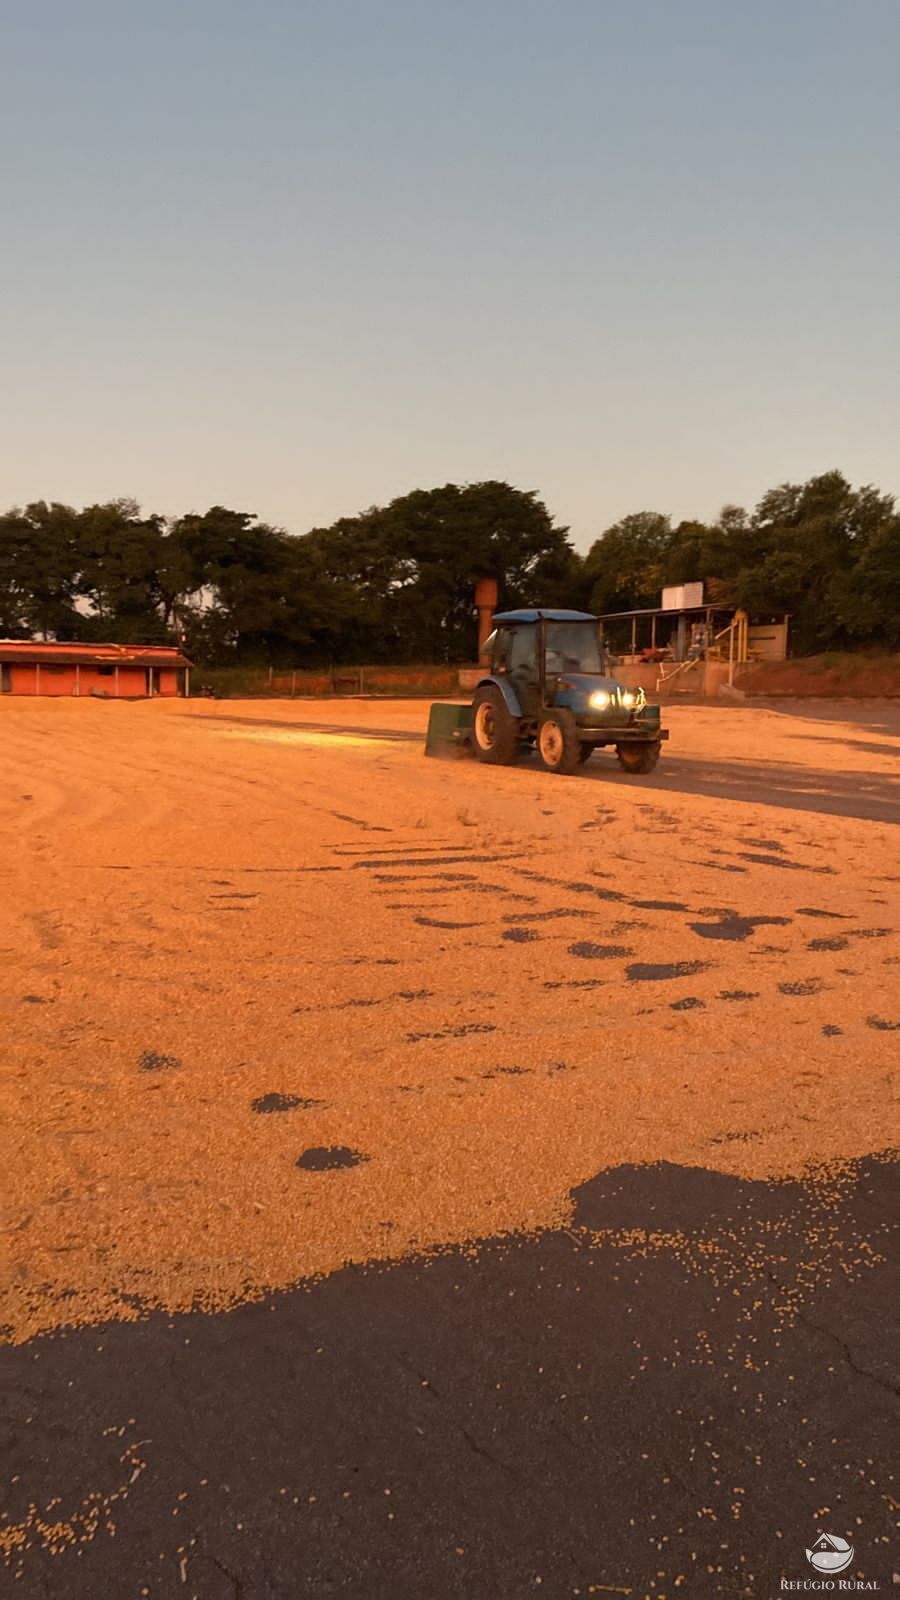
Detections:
[3, 1152, 896, 1598]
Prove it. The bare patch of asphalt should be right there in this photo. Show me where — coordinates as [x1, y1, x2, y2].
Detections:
[2, 1152, 896, 1598]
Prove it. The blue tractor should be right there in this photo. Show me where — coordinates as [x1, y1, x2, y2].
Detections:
[472, 609, 668, 775]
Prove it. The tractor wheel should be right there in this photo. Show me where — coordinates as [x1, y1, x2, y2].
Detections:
[472, 687, 520, 765]
[537, 709, 582, 775]
[576, 742, 594, 764]
[616, 740, 661, 774]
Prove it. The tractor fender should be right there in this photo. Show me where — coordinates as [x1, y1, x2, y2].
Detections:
[475, 674, 522, 718]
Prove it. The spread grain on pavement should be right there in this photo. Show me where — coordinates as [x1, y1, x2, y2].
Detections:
[2, 697, 898, 1343]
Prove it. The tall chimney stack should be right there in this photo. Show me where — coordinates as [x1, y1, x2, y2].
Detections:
[474, 577, 499, 656]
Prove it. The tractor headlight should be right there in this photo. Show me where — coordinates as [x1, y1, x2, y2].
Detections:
[621, 690, 636, 708]
[589, 690, 611, 709]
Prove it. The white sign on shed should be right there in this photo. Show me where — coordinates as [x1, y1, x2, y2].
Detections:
[661, 582, 704, 611]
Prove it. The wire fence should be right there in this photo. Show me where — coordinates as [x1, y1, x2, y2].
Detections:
[196, 663, 467, 699]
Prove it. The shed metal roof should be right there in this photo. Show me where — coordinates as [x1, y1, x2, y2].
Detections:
[595, 604, 724, 621]
[0, 640, 192, 667]
[596, 605, 789, 622]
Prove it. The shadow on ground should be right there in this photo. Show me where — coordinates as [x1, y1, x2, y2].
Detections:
[782, 733, 900, 761]
[202, 713, 900, 824]
[579, 753, 900, 824]
[3, 1153, 897, 1598]
[754, 701, 900, 738]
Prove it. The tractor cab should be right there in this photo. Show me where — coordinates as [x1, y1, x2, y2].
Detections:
[485, 611, 614, 718]
[472, 608, 668, 775]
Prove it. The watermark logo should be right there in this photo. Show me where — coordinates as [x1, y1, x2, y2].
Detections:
[780, 1528, 879, 1591]
[806, 1535, 855, 1576]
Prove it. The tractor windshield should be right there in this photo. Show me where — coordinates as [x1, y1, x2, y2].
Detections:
[544, 622, 605, 675]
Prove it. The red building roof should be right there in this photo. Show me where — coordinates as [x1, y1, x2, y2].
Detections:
[0, 640, 191, 668]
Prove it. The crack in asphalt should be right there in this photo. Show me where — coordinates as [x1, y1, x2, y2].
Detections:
[792, 1308, 900, 1400]
[210, 1553, 244, 1599]
[459, 1425, 527, 1483]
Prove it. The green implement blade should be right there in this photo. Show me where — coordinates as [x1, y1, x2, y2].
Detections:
[424, 701, 474, 758]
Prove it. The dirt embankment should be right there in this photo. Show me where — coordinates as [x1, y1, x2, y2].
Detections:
[738, 653, 900, 698]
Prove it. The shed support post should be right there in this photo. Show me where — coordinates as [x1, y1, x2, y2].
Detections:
[651, 615, 656, 650]
[75, 664, 80, 697]
[35, 663, 40, 695]
[185, 667, 190, 699]
[114, 665, 120, 697]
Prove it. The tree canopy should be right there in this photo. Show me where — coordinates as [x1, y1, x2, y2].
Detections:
[583, 472, 900, 653]
[1, 471, 897, 664]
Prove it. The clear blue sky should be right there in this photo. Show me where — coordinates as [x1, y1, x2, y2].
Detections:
[2, 0, 898, 549]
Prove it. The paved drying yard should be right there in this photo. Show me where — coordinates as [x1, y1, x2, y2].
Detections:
[2, 697, 898, 1598]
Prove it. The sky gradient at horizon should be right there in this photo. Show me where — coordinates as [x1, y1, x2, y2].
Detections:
[2, 0, 898, 550]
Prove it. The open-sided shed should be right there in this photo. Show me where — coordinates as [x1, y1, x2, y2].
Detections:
[0, 641, 191, 698]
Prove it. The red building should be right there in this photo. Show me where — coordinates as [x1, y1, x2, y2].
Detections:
[0, 641, 192, 698]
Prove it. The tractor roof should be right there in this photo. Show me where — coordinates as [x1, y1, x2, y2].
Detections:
[492, 608, 598, 625]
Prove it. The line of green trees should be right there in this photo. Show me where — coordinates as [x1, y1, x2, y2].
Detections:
[1, 471, 897, 663]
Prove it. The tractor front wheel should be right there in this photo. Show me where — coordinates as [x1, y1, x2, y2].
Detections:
[472, 687, 520, 765]
[537, 709, 582, 775]
[616, 740, 661, 774]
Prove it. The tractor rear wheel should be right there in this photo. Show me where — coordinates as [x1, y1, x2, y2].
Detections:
[616, 740, 661, 774]
[472, 687, 520, 765]
[537, 709, 582, 775]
